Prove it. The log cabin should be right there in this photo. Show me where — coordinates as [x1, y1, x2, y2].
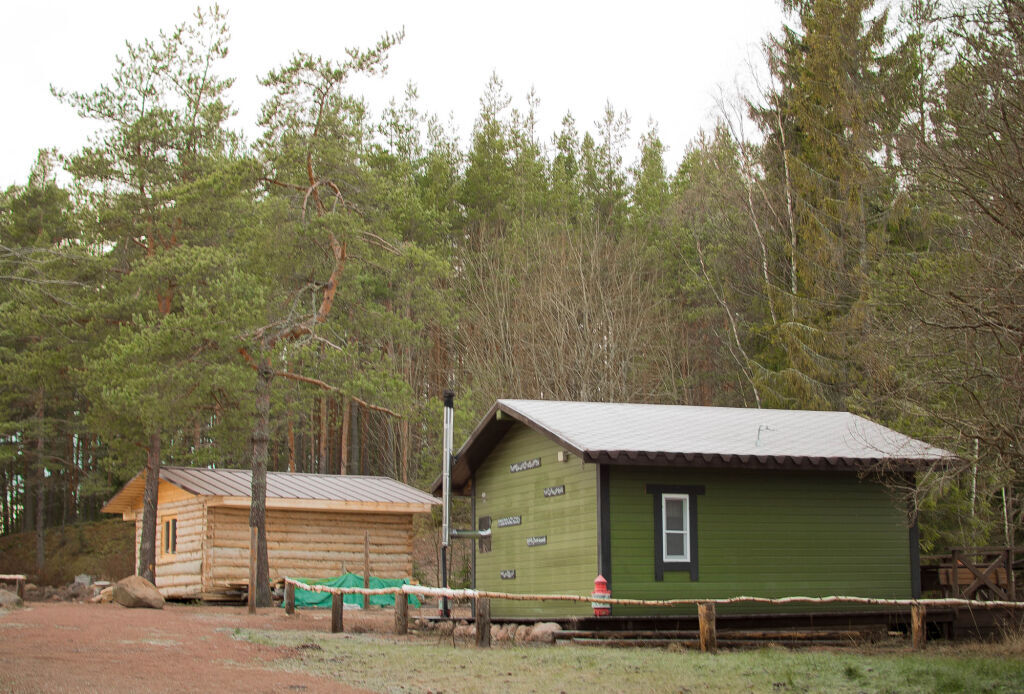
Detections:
[435, 399, 955, 620]
[103, 466, 438, 599]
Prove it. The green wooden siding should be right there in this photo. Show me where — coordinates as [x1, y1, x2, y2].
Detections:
[473, 422, 598, 618]
[608, 466, 913, 615]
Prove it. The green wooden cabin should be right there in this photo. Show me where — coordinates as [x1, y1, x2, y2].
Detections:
[439, 400, 953, 620]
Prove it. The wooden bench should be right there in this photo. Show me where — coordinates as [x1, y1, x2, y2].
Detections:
[0, 574, 26, 600]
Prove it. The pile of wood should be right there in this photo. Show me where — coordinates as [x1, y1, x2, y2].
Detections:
[553, 625, 888, 649]
[200, 578, 285, 605]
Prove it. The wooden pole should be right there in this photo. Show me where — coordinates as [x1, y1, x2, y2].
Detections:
[340, 397, 350, 475]
[400, 418, 410, 484]
[285, 582, 295, 616]
[395, 591, 408, 635]
[911, 603, 927, 650]
[363, 530, 370, 610]
[287, 419, 295, 473]
[248, 525, 257, 615]
[698, 602, 717, 653]
[475, 597, 491, 648]
[331, 593, 344, 633]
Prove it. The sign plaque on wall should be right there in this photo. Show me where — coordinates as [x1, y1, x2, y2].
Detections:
[543, 485, 565, 498]
[526, 536, 547, 547]
[510, 457, 541, 474]
[499, 569, 516, 580]
[496, 515, 522, 528]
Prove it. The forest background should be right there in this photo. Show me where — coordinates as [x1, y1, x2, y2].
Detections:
[2, 0, 1021, 597]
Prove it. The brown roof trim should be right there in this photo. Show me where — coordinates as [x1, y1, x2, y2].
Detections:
[584, 450, 927, 472]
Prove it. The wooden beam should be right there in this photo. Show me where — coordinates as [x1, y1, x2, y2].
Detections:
[911, 604, 926, 650]
[698, 602, 717, 654]
[207, 497, 436, 514]
[475, 598, 491, 648]
[331, 593, 344, 633]
[340, 397, 350, 475]
[363, 531, 370, 610]
[285, 582, 295, 616]
[394, 592, 408, 635]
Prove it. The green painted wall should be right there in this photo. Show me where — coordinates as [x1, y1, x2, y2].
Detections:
[473, 422, 598, 618]
[608, 466, 913, 615]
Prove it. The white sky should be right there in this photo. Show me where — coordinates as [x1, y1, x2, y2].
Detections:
[1, 1, 785, 188]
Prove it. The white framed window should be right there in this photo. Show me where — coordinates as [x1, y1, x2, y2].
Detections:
[661, 494, 689, 562]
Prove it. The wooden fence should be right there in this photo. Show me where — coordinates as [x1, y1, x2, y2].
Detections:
[281, 577, 1024, 652]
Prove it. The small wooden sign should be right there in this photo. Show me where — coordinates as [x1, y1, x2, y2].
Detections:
[496, 515, 521, 528]
[499, 569, 516, 580]
[543, 485, 565, 498]
[527, 536, 547, 547]
[510, 457, 541, 474]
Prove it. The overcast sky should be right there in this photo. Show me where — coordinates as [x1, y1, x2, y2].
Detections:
[1, 1, 785, 188]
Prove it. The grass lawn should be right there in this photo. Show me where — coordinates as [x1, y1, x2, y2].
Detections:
[235, 628, 1024, 694]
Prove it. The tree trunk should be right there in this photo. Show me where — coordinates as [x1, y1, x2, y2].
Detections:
[1, 464, 9, 535]
[138, 430, 161, 582]
[34, 392, 45, 573]
[318, 394, 328, 474]
[249, 355, 273, 607]
[23, 458, 33, 533]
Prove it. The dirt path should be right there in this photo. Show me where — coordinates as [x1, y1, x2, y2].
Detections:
[0, 602, 379, 694]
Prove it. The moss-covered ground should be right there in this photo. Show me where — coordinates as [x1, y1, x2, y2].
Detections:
[235, 627, 1024, 694]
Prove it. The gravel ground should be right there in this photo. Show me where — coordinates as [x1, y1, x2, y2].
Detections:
[0, 600, 400, 693]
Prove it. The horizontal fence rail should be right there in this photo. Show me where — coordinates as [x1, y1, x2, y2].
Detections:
[280, 577, 1024, 651]
[283, 577, 1024, 610]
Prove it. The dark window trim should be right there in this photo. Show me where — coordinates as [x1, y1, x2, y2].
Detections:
[646, 484, 704, 581]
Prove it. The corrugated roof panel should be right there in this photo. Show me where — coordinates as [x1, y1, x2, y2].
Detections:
[496, 400, 953, 463]
[155, 467, 437, 505]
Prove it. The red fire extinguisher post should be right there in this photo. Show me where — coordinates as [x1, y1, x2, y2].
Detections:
[591, 574, 611, 617]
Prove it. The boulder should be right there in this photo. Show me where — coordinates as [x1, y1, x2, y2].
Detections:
[113, 576, 165, 609]
[0, 589, 23, 610]
[526, 622, 561, 644]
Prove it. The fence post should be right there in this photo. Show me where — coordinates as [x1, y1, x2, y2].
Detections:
[698, 602, 717, 654]
[331, 593, 344, 633]
[285, 582, 295, 615]
[16, 576, 25, 600]
[395, 591, 409, 635]
[475, 598, 491, 648]
[911, 603, 926, 650]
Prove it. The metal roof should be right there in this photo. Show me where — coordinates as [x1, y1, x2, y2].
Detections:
[103, 466, 439, 514]
[440, 399, 956, 494]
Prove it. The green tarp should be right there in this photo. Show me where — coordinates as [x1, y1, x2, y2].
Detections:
[286, 573, 421, 609]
